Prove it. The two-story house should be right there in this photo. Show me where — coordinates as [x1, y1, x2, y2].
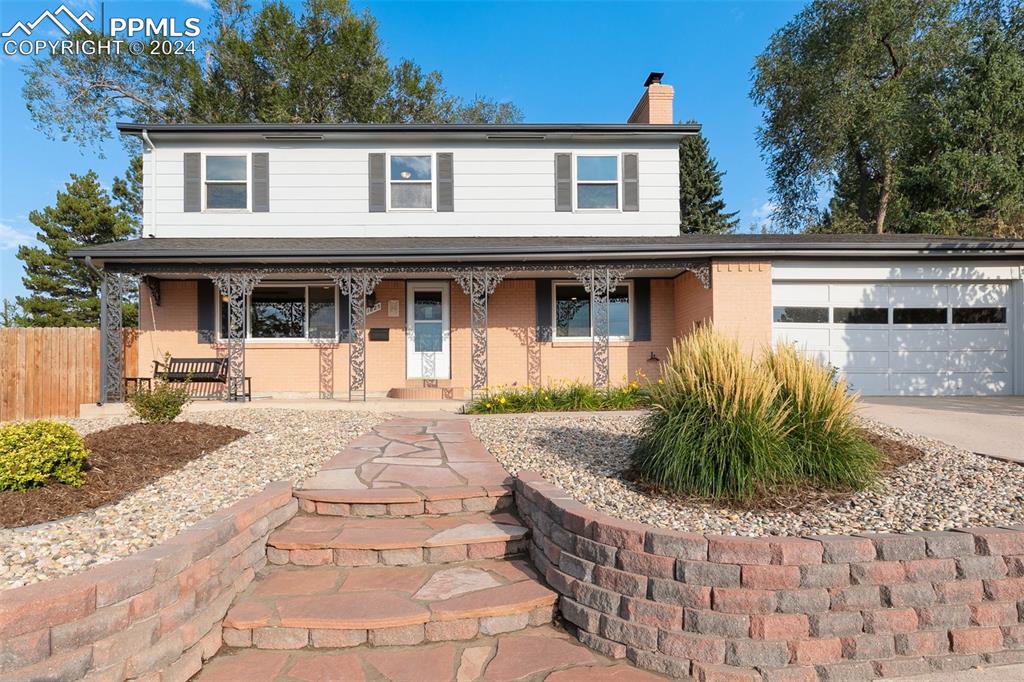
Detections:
[73, 74, 1024, 403]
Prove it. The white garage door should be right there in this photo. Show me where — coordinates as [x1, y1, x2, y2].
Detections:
[772, 282, 1014, 396]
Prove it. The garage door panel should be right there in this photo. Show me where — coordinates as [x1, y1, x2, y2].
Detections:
[949, 328, 1009, 351]
[828, 328, 889, 351]
[948, 284, 1008, 306]
[830, 351, 888, 370]
[891, 284, 949, 306]
[948, 351, 1010, 373]
[844, 373, 891, 395]
[955, 373, 1012, 395]
[829, 283, 888, 306]
[891, 329, 950, 351]
[773, 282, 828, 304]
[773, 328, 830, 349]
[890, 351, 949, 372]
[889, 373, 960, 395]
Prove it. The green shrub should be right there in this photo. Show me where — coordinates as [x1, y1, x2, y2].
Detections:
[633, 327, 792, 500]
[465, 378, 650, 414]
[127, 380, 192, 424]
[0, 421, 89, 491]
[761, 343, 880, 489]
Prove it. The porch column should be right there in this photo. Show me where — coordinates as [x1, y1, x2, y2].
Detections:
[99, 271, 137, 404]
[453, 270, 505, 399]
[209, 271, 263, 401]
[334, 271, 383, 402]
[573, 267, 626, 390]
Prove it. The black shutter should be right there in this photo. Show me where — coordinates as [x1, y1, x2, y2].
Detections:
[197, 279, 215, 343]
[338, 292, 351, 342]
[437, 153, 454, 212]
[633, 278, 651, 341]
[535, 278, 553, 342]
[554, 153, 572, 212]
[623, 153, 639, 212]
[368, 153, 386, 212]
[252, 152, 270, 212]
[184, 153, 201, 212]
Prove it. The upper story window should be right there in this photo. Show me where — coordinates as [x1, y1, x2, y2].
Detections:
[553, 281, 632, 340]
[206, 155, 247, 210]
[576, 155, 619, 210]
[390, 155, 433, 209]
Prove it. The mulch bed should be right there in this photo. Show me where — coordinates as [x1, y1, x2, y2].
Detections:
[626, 430, 926, 513]
[1, 422, 247, 529]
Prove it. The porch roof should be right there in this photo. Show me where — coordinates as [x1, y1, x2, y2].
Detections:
[71, 234, 1024, 266]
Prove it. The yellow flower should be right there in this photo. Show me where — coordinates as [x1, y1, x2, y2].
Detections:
[485, 403, 492, 408]
[657, 378, 664, 384]
[498, 397, 507, 404]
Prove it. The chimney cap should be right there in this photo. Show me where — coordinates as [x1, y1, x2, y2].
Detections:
[644, 72, 664, 87]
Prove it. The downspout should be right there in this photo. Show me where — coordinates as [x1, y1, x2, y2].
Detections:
[140, 129, 155, 238]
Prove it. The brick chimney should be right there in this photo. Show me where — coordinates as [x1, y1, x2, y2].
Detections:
[628, 72, 674, 124]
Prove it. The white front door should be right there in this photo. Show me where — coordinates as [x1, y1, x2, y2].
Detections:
[406, 282, 451, 380]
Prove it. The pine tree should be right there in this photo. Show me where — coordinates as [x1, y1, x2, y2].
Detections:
[16, 172, 134, 327]
[113, 155, 143, 236]
[679, 131, 739, 233]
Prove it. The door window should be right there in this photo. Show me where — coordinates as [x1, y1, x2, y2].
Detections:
[413, 290, 443, 352]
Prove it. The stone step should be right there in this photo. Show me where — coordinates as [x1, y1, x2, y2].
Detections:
[222, 558, 559, 650]
[200, 626, 669, 682]
[294, 483, 514, 518]
[267, 512, 530, 566]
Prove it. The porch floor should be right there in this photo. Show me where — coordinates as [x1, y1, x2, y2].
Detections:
[78, 398, 469, 419]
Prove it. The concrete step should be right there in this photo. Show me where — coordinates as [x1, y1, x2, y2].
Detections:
[222, 558, 558, 650]
[294, 483, 514, 518]
[267, 512, 530, 567]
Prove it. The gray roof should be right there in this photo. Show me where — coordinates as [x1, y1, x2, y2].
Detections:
[117, 122, 700, 136]
[71, 234, 1024, 264]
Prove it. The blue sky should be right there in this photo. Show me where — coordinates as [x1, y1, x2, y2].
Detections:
[0, 0, 802, 303]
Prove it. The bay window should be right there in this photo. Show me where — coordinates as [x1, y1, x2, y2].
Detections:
[553, 281, 631, 340]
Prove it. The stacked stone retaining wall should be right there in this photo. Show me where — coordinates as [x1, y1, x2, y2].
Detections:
[515, 471, 1024, 680]
[0, 482, 296, 682]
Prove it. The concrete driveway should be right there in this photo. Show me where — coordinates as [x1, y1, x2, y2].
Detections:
[858, 396, 1024, 464]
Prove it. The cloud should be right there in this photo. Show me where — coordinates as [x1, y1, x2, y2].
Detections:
[749, 201, 777, 231]
[0, 223, 32, 250]
[181, 0, 212, 9]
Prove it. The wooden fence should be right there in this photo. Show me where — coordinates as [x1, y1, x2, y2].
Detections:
[0, 328, 137, 421]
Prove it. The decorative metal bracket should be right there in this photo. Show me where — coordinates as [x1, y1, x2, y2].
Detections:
[329, 270, 383, 401]
[572, 267, 627, 390]
[453, 270, 505, 398]
[99, 272, 140, 403]
[208, 271, 264, 400]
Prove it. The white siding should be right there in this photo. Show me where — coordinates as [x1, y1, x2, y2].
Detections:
[142, 139, 680, 238]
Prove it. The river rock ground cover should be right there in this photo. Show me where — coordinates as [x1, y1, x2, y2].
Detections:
[0, 409, 383, 589]
[471, 411, 1024, 537]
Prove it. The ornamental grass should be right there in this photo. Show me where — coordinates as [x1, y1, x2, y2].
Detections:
[633, 326, 793, 500]
[761, 343, 881, 490]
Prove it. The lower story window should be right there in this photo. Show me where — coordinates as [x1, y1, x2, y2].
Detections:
[218, 284, 337, 340]
[952, 307, 1006, 324]
[554, 282, 631, 339]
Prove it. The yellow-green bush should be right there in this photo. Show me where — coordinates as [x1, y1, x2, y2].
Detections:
[0, 420, 89, 491]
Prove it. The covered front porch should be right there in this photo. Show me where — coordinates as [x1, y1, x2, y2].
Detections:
[94, 259, 713, 404]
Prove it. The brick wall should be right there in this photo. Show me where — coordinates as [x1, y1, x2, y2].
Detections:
[515, 472, 1024, 680]
[136, 277, 681, 395]
[711, 260, 773, 357]
[0, 483, 297, 681]
[674, 272, 713, 339]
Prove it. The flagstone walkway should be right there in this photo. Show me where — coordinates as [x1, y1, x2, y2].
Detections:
[198, 414, 667, 682]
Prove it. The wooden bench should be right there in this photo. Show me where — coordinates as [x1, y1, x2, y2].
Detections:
[152, 357, 251, 400]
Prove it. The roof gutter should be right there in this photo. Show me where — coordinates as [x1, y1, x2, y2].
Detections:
[69, 248, 1024, 264]
[140, 128, 155, 237]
